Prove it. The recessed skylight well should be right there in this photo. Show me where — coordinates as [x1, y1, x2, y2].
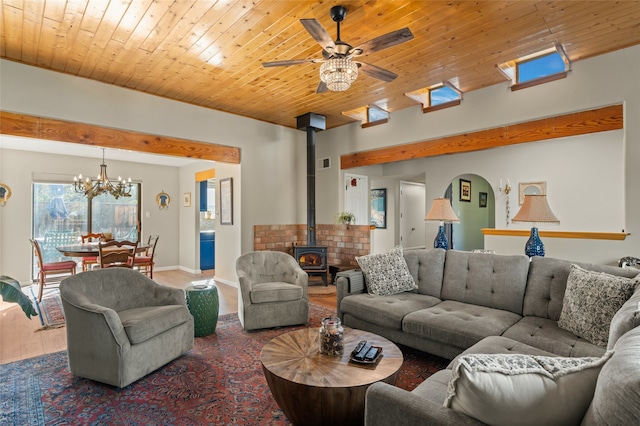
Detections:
[499, 46, 570, 90]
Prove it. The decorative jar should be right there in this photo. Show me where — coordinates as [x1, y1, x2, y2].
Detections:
[319, 316, 344, 356]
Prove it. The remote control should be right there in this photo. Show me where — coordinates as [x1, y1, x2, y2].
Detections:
[364, 347, 379, 361]
[352, 340, 367, 356]
[354, 342, 372, 360]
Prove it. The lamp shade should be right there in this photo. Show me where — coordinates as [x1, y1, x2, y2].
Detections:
[512, 194, 560, 223]
[425, 198, 460, 223]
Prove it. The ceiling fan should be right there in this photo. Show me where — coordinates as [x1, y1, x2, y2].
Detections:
[262, 5, 414, 93]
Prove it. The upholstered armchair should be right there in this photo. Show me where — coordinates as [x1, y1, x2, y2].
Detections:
[236, 251, 309, 331]
[60, 268, 194, 388]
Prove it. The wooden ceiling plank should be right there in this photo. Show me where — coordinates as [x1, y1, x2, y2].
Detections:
[0, 111, 241, 164]
[2, 3, 22, 59]
[79, 0, 109, 34]
[0, 3, 5, 58]
[64, 28, 95, 75]
[49, 0, 89, 71]
[110, 0, 153, 44]
[19, 0, 45, 63]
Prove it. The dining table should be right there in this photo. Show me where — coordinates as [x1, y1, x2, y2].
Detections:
[56, 242, 149, 258]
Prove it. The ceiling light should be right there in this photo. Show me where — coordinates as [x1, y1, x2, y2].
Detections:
[320, 57, 358, 91]
[73, 149, 132, 199]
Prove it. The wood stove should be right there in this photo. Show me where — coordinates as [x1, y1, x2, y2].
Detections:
[293, 245, 328, 285]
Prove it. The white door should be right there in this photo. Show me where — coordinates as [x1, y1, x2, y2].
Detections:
[400, 182, 426, 249]
[343, 173, 369, 225]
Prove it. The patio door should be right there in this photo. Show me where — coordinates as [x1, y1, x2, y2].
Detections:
[32, 181, 141, 278]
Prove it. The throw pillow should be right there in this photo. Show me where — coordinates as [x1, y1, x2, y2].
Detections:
[355, 246, 417, 296]
[558, 264, 638, 347]
[444, 352, 612, 426]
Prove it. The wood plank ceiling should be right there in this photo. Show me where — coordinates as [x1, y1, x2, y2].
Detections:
[2, 1, 640, 130]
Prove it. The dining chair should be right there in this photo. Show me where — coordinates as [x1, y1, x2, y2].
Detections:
[98, 240, 139, 269]
[134, 235, 159, 278]
[80, 232, 103, 272]
[30, 238, 77, 302]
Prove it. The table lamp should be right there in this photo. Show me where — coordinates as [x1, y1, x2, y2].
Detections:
[511, 194, 559, 257]
[425, 198, 460, 249]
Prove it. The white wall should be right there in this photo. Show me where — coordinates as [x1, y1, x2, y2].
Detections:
[0, 149, 184, 283]
[315, 45, 640, 265]
[0, 59, 304, 284]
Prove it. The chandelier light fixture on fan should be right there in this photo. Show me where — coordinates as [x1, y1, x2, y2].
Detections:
[73, 149, 132, 199]
[262, 5, 413, 94]
[320, 57, 358, 91]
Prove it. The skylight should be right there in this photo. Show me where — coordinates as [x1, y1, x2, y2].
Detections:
[405, 81, 462, 113]
[430, 85, 460, 106]
[498, 46, 570, 90]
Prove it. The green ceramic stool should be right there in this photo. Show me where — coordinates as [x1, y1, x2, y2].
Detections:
[185, 284, 219, 337]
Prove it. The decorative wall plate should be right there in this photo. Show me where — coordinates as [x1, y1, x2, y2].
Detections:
[0, 183, 12, 206]
[156, 191, 170, 209]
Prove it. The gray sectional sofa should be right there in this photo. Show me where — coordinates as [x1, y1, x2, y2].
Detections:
[335, 248, 640, 425]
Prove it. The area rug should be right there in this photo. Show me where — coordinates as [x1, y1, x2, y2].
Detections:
[28, 287, 65, 330]
[0, 303, 448, 425]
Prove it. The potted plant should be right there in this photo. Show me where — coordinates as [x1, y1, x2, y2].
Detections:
[336, 211, 356, 226]
[0, 275, 38, 319]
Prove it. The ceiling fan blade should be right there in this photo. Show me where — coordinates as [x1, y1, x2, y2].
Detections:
[300, 18, 336, 51]
[357, 62, 398, 82]
[351, 27, 414, 56]
[262, 59, 320, 67]
[316, 81, 328, 94]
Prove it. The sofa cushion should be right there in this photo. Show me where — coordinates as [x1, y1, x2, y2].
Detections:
[119, 305, 191, 344]
[340, 292, 441, 330]
[444, 352, 611, 426]
[502, 316, 605, 357]
[412, 369, 452, 404]
[403, 248, 446, 297]
[558, 264, 638, 347]
[250, 282, 303, 304]
[582, 326, 640, 425]
[523, 257, 640, 321]
[356, 246, 417, 296]
[442, 250, 530, 315]
[607, 284, 640, 350]
[403, 300, 522, 350]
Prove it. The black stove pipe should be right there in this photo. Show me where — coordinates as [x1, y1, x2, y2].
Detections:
[296, 113, 326, 247]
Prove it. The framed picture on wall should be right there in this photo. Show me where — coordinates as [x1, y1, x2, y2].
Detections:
[220, 178, 233, 225]
[370, 188, 387, 229]
[183, 192, 191, 207]
[479, 192, 488, 208]
[459, 179, 471, 202]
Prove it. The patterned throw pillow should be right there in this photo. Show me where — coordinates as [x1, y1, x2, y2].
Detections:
[558, 264, 638, 347]
[355, 246, 417, 296]
[444, 352, 612, 426]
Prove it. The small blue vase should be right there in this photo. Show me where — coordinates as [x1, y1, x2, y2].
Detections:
[525, 227, 545, 257]
[434, 225, 449, 249]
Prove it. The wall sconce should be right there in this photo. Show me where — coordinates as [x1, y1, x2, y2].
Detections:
[498, 178, 511, 225]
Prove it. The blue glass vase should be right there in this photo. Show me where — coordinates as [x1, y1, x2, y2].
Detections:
[434, 225, 449, 249]
[525, 227, 545, 257]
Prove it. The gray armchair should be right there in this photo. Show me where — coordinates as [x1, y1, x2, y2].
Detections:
[236, 251, 309, 331]
[60, 268, 194, 387]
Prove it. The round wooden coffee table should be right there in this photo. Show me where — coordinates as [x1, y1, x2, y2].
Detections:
[260, 327, 403, 426]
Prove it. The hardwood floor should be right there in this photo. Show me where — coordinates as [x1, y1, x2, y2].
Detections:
[0, 269, 337, 365]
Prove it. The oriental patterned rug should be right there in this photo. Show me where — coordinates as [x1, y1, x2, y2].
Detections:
[29, 286, 66, 330]
[0, 303, 448, 425]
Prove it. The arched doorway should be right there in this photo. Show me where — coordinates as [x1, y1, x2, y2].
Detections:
[444, 174, 495, 251]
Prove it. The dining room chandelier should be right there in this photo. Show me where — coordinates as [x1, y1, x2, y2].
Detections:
[320, 57, 358, 91]
[73, 149, 132, 199]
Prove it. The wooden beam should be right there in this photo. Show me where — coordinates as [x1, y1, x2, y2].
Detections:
[481, 228, 629, 241]
[196, 169, 215, 181]
[0, 111, 241, 164]
[341, 104, 623, 169]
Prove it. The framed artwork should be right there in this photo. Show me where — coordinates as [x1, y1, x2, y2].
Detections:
[183, 192, 191, 207]
[459, 179, 471, 202]
[156, 191, 170, 209]
[518, 181, 546, 204]
[0, 183, 11, 207]
[479, 192, 488, 208]
[370, 188, 387, 229]
[220, 178, 233, 225]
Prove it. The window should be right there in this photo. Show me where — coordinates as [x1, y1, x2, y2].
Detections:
[499, 46, 570, 90]
[405, 82, 462, 112]
[32, 181, 141, 276]
[343, 105, 389, 127]
[517, 52, 566, 84]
